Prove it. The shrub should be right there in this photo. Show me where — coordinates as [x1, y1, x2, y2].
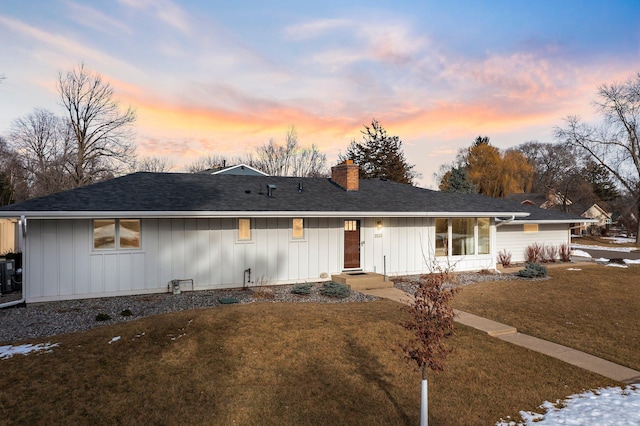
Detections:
[525, 243, 544, 263]
[543, 244, 558, 263]
[319, 282, 351, 299]
[291, 283, 313, 295]
[95, 313, 111, 321]
[516, 262, 548, 278]
[559, 243, 571, 262]
[120, 309, 133, 317]
[497, 249, 512, 267]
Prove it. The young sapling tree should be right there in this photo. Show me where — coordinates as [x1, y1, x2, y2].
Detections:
[400, 268, 458, 426]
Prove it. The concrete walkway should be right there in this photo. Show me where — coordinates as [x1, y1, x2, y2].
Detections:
[361, 287, 640, 385]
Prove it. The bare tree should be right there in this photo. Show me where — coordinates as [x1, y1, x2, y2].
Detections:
[186, 155, 231, 173]
[9, 108, 70, 197]
[131, 156, 175, 173]
[254, 127, 327, 177]
[58, 63, 136, 186]
[555, 72, 640, 242]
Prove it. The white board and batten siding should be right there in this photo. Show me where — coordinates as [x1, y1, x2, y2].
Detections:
[25, 216, 503, 303]
[496, 223, 571, 263]
[25, 218, 347, 303]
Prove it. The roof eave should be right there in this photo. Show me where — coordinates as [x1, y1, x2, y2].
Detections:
[0, 210, 532, 220]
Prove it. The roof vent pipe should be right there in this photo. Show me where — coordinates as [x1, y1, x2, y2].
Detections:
[298, 182, 303, 192]
[267, 184, 277, 197]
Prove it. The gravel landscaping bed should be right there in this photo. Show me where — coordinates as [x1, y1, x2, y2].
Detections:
[393, 271, 543, 295]
[0, 271, 537, 344]
[0, 283, 376, 344]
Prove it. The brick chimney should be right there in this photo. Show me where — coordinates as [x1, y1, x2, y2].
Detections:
[331, 160, 359, 191]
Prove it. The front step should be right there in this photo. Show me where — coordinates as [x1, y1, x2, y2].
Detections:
[331, 272, 394, 290]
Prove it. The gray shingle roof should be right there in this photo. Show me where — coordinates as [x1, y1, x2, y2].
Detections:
[0, 172, 584, 221]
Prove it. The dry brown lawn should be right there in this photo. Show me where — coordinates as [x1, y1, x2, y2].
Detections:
[454, 264, 640, 371]
[0, 299, 617, 425]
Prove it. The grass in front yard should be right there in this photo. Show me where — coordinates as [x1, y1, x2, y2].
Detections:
[454, 264, 640, 371]
[0, 300, 616, 425]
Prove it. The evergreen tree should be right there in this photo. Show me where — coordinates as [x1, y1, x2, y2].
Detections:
[439, 166, 477, 193]
[341, 119, 417, 184]
[583, 161, 620, 202]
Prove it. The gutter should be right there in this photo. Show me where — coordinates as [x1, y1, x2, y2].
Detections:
[0, 216, 26, 309]
[0, 210, 532, 220]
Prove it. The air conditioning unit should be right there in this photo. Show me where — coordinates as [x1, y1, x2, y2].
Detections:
[0, 260, 15, 294]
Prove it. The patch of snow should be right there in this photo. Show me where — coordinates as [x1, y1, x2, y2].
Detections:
[0, 342, 59, 360]
[570, 249, 592, 258]
[595, 257, 610, 264]
[603, 236, 637, 244]
[607, 263, 628, 268]
[497, 385, 640, 426]
[108, 336, 121, 344]
[624, 259, 640, 265]
[571, 243, 635, 253]
[566, 268, 582, 271]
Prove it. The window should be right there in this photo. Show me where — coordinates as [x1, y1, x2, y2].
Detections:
[435, 217, 491, 257]
[93, 219, 140, 250]
[94, 219, 115, 249]
[435, 218, 448, 256]
[344, 220, 358, 231]
[478, 217, 490, 255]
[119, 219, 141, 249]
[452, 218, 475, 255]
[238, 218, 251, 241]
[292, 218, 304, 239]
[524, 224, 539, 233]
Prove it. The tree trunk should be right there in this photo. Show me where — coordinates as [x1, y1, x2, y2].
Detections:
[636, 201, 640, 246]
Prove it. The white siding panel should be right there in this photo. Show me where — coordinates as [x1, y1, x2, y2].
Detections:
[195, 218, 211, 287]
[171, 219, 185, 280]
[73, 220, 90, 295]
[103, 254, 118, 292]
[58, 220, 74, 296]
[132, 252, 146, 290]
[158, 219, 172, 287]
[143, 219, 160, 289]
[27, 220, 43, 299]
[209, 219, 222, 287]
[118, 253, 133, 291]
[254, 218, 268, 282]
[90, 255, 103, 294]
[42, 221, 59, 297]
[497, 223, 570, 263]
[220, 219, 234, 285]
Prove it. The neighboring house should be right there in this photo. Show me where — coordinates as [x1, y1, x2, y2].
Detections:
[0, 162, 585, 304]
[200, 164, 268, 176]
[506, 192, 611, 235]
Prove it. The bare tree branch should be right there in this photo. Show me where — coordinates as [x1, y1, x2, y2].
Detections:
[58, 63, 136, 186]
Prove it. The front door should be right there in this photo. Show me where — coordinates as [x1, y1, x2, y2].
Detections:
[344, 219, 361, 269]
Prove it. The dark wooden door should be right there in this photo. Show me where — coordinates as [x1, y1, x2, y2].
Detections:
[344, 220, 361, 269]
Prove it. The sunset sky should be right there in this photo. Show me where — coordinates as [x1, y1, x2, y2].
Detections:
[2, 0, 640, 187]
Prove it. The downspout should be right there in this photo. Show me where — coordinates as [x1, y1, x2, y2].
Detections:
[495, 215, 515, 228]
[0, 215, 26, 309]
